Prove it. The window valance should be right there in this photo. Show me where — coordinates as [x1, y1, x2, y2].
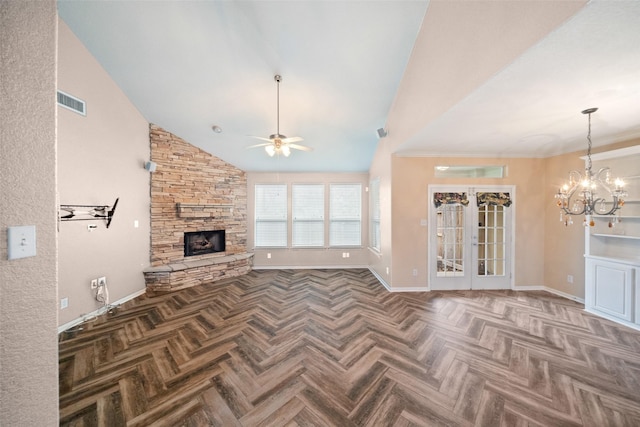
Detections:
[433, 192, 469, 208]
[476, 192, 512, 207]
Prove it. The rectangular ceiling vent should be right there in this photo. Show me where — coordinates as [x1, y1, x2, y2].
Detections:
[57, 90, 86, 116]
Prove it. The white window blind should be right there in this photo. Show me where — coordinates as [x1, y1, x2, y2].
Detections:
[330, 184, 361, 246]
[370, 178, 380, 251]
[292, 184, 324, 247]
[255, 184, 287, 247]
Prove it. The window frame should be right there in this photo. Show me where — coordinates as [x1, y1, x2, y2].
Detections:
[370, 178, 381, 252]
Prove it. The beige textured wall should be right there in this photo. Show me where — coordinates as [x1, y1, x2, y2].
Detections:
[390, 156, 546, 289]
[57, 20, 150, 325]
[247, 172, 370, 268]
[0, 1, 59, 424]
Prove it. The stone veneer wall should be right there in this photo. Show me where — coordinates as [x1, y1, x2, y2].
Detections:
[145, 124, 250, 292]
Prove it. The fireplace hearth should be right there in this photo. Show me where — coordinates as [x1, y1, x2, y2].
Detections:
[184, 230, 225, 257]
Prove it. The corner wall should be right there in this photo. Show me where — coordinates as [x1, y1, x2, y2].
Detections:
[0, 1, 59, 424]
[57, 20, 151, 325]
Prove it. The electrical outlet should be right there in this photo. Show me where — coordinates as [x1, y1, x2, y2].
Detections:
[412, 269, 418, 277]
[60, 297, 68, 309]
[567, 275, 574, 284]
[346, 252, 350, 258]
[267, 253, 271, 259]
[98, 276, 107, 287]
[90, 279, 98, 289]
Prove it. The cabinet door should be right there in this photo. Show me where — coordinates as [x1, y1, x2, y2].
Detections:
[586, 259, 635, 322]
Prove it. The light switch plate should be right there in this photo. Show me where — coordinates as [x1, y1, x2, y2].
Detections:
[7, 225, 37, 260]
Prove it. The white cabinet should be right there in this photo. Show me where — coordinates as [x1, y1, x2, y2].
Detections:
[585, 257, 637, 325]
[584, 145, 640, 329]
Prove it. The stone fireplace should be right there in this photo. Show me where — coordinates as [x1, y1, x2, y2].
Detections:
[143, 125, 253, 294]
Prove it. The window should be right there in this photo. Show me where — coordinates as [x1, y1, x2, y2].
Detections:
[434, 165, 505, 178]
[255, 184, 287, 247]
[292, 184, 324, 247]
[370, 178, 380, 251]
[330, 184, 361, 246]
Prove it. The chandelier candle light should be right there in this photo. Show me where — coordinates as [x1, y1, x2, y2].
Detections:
[555, 108, 627, 227]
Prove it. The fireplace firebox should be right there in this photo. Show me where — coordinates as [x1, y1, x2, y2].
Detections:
[184, 230, 225, 257]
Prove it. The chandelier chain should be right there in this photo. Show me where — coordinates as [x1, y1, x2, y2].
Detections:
[586, 111, 592, 172]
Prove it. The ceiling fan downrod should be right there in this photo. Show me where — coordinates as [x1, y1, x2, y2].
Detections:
[275, 74, 282, 138]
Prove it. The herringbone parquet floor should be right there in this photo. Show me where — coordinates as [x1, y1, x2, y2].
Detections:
[59, 269, 640, 426]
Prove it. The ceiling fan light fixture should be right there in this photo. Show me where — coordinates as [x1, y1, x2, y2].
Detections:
[247, 74, 311, 157]
[265, 145, 276, 157]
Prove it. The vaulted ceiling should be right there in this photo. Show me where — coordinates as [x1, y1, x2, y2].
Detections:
[58, 1, 640, 172]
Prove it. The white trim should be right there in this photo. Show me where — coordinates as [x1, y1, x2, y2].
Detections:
[542, 287, 585, 304]
[428, 184, 515, 291]
[512, 285, 545, 291]
[57, 288, 146, 334]
[368, 267, 391, 291]
[585, 308, 640, 331]
[585, 145, 640, 162]
[253, 265, 369, 270]
[386, 286, 430, 293]
[513, 285, 586, 304]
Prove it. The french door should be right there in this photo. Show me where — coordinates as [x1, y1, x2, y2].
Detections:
[429, 185, 514, 290]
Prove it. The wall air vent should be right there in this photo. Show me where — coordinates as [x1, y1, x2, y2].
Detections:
[57, 90, 86, 116]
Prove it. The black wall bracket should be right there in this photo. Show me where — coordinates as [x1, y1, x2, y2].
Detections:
[59, 198, 119, 228]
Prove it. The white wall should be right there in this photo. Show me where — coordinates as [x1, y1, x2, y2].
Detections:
[248, 172, 370, 268]
[0, 1, 59, 424]
[57, 20, 151, 326]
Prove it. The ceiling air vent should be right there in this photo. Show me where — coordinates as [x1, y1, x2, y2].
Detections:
[57, 90, 86, 116]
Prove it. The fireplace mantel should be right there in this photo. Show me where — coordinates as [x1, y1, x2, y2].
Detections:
[176, 203, 234, 218]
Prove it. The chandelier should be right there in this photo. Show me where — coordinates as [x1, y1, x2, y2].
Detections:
[555, 108, 626, 227]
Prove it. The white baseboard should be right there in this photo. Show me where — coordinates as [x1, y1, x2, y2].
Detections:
[511, 285, 545, 291]
[58, 288, 147, 334]
[386, 286, 431, 292]
[368, 268, 392, 291]
[253, 265, 369, 270]
[542, 287, 585, 304]
[585, 308, 640, 331]
[512, 285, 584, 303]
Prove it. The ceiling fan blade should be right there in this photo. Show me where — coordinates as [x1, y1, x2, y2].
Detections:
[281, 136, 303, 143]
[288, 143, 313, 152]
[246, 142, 272, 149]
[248, 135, 274, 143]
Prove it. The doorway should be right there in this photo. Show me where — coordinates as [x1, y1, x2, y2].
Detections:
[429, 185, 514, 290]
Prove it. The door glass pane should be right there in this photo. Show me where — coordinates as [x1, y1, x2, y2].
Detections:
[477, 205, 506, 276]
[436, 204, 465, 277]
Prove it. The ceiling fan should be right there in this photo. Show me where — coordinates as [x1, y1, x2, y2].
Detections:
[248, 75, 312, 157]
